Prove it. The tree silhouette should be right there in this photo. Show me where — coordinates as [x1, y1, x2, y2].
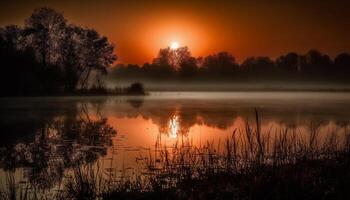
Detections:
[153, 46, 192, 70]
[1, 7, 350, 94]
[60, 25, 82, 92]
[24, 7, 67, 67]
[301, 50, 332, 74]
[107, 47, 350, 85]
[276, 52, 299, 72]
[0, 26, 40, 95]
[334, 53, 350, 73]
[78, 28, 116, 89]
[201, 52, 239, 77]
[241, 56, 276, 74]
[0, 7, 117, 95]
[179, 56, 198, 78]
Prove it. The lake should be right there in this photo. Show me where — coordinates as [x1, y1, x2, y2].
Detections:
[1, 91, 350, 191]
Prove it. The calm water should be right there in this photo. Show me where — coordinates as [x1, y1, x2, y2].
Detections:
[0, 92, 350, 189]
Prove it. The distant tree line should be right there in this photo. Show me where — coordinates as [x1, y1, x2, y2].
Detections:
[1, 8, 350, 96]
[109, 47, 350, 83]
[0, 7, 116, 96]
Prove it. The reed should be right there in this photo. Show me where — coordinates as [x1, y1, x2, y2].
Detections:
[2, 113, 350, 199]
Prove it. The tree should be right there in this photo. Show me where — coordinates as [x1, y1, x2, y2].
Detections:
[60, 25, 83, 92]
[0, 7, 117, 95]
[78, 28, 116, 89]
[153, 46, 192, 70]
[301, 50, 332, 74]
[147, 46, 193, 79]
[24, 7, 67, 67]
[202, 52, 239, 76]
[0, 25, 22, 50]
[0, 26, 39, 95]
[179, 57, 198, 78]
[241, 56, 275, 73]
[276, 52, 300, 72]
[334, 53, 350, 73]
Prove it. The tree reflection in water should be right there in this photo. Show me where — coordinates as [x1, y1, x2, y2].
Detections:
[1, 95, 350, 192]
[0, 102, 116, 189]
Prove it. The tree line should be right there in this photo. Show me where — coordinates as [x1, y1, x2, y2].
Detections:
[109, 46, 350, 83]
[1, 7, 350, 96]
[0, 7, 116, 96]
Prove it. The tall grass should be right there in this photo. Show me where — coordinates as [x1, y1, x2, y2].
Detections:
[129, 111, 350, 198]
[2, 113, 350, 199]
[0, 171, 62, 200]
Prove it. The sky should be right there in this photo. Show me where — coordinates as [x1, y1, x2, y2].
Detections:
[0, 0, 350, 64]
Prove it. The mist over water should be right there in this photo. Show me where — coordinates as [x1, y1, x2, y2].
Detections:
[0, 2, 350, 198]
[0, 91, 350, 192]
[105, 79, 350, 92]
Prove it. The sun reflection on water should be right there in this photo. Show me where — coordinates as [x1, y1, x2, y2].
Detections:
[168, 115, 180, 138]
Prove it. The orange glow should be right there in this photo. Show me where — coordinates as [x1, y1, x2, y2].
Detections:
[1, 1, 349, 64]
[137, 15, 214, 64]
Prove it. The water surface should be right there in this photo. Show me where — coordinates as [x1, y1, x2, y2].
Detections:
[0, 92, 350, 189]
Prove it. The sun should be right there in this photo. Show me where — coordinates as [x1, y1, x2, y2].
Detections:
[170, 41, 179, 50]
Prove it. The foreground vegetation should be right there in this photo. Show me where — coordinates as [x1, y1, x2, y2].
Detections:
[1, 112, 350, 200]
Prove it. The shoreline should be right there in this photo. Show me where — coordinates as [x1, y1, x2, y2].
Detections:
[1, 89, 350, 98]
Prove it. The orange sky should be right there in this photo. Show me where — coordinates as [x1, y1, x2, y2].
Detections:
[1, 0, 350, 64]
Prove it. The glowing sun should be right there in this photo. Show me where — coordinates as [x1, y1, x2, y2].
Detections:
[170, 41, 179, 50]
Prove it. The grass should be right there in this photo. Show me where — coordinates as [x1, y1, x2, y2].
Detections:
[104, 110, 350, 199]
[0, 171, 61, 200]
[1, 112, 350, 199]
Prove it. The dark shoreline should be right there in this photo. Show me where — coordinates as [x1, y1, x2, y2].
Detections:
[0, 93, 148, 98]
[148, 88, 350, 92]
[1, 89, 350, 98]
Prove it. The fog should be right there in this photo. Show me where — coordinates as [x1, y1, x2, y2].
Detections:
[104, 78, 350, 92]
